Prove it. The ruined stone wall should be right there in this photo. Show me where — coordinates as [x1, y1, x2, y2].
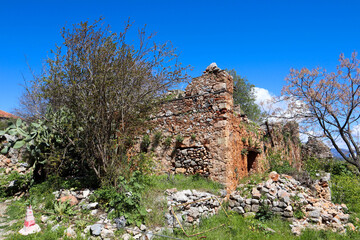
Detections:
[149, 64, 235, 186]
[263, 121, 302, 170]
[137, 63, 301, 191]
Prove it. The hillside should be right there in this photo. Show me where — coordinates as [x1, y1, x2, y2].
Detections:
[331, 148, 350, 160]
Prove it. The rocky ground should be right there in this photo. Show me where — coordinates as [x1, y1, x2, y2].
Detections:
[0, 150, 358, 239]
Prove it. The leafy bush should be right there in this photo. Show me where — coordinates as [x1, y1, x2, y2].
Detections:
[191, 134, 196, 140]
[0, 119, 13, 131]
[332, 174, 360, 212]
[19, 19, 189, 186]
[268, 152, 296, 174]
[304, 157, 355, 178]
[248, 136, 253, 147]
[91, 171, 148, 226]
[53, 200, 75, 217]
[228, 69, 262, 122]
[255, 202, 273, 221]
[241, 149, 248, 155]
[0, 171, 32, 198]
[126, 152, 154, 178]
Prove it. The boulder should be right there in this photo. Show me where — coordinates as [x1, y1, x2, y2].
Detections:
[59, 195, 78, 206]
[90, 224, 103, 236]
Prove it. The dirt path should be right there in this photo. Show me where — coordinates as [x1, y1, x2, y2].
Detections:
[0, 201, 15, 239]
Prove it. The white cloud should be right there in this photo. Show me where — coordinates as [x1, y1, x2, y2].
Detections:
[253, 87, 273, 106]
[253, 87, 288, 121]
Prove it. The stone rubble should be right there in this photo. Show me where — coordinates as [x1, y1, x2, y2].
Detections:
[229, 171, 350, 235]
[165, 188, 221, 227]
[0, 155, 29, 175]
[302, 137, 333, 160]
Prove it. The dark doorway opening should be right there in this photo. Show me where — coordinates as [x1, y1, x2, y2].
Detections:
[247, 151, 258, 173]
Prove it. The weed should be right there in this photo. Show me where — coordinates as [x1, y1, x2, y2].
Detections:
[175, 135, 184, 143]
[53, 200, 74, 217]
[248, 136, 253, 147]
[241, 149, 248, 155]
[0, 170, 32, 198]
[268, 152, 296, 174]
[164, 136, 172, 148]
[256, 203, 273, 221]
[140, 134, 151, 152]
[151, 132, 162, 150]
[332, 174, 360, 212]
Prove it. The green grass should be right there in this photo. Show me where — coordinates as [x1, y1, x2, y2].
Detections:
[3, 172, 360, 239]
[148, 174, 224, 193]
[157, 212, 360, 240]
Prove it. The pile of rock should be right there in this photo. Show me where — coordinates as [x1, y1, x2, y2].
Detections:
[229, 171, 352, 235]
[165, 188, 222, 227]
[0, 154, 29, 175]
[120, 224, 158, 240]
[173, 146, 212, 176]
[52, 189, 159, 239]
[53, 189, 94, 205]
[50, 189, 120, 239]
[0, 154, 30, 198]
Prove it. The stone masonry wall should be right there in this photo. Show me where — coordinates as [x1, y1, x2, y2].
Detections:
[264, 121, 302, 170]
[137, 63, 301, 192]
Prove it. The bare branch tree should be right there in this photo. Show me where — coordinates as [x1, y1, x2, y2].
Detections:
[282, 52, 360, 171]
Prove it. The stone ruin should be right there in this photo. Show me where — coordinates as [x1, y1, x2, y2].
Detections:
[302, 137, 333, 160]
[164, 171, 352, 235]
[136, 63, 302, 191]
[229, 172, 352, 235]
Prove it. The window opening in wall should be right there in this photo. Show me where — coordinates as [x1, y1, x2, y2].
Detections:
[247, 151, 258, 173]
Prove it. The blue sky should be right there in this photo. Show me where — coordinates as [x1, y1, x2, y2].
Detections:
[1, 0, 360, 113]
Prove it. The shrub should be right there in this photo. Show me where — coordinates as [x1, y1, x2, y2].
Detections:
[255, 202, 273, 221]
[152, 132, 162, 148]
[0, 171, 32, 198]
[0, 108, 86, 183]
[91, 171, 148, 226]
[331, 174, 360, 212]
[248, 136, 253, 147]
[164, 136, 172, 148]
[268, 152, 296, 174]
[175, 135, 184, 143]
[304, 157, 356, 178]
[140, 134, 151, 152]
[191, 134, 196, 140]
[20, 19, 190, 185]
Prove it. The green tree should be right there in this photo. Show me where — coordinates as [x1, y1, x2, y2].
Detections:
[227, 69, 261, 121]
[21, 18, 190, 184]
